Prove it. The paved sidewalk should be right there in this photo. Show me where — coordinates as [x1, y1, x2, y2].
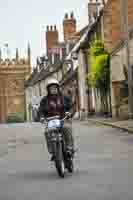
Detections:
[88, 117, 133, 133]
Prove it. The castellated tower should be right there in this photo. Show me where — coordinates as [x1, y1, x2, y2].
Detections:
[46, 25, 59, 56]
[0, 44, 31, 123]
[63, 12, 77, 42]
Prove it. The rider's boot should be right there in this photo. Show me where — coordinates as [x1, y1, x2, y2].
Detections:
[66, 146, 75, 158]
[50, 155, 55, 161]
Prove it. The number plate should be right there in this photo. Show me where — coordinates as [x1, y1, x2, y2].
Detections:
[48, 119, 61, 129]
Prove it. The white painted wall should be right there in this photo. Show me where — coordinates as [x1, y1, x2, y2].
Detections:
[78, 50, 88, 114]
[25, 87, 33, 121]
[110, 37, 133, 118]
[111, 37, 133, 82]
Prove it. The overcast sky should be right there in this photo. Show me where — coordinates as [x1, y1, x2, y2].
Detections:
[0, 0, 89, 65]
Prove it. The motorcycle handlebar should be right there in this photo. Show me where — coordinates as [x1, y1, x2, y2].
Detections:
[40, 112, 72, 124]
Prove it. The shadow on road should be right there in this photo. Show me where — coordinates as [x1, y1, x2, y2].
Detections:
[8, 170, 74, 181]
[8, 168, 97, 183]
[9, 171, 58, 181]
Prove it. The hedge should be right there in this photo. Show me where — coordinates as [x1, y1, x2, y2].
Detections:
[7, 113, 25, 123]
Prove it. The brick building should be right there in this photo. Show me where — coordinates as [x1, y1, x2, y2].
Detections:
[63, 12, 77, 42]
[46, 25, 59, 61]
[45, 12, 77, 64]
[102, 0, 133, 118]
[103, 0, 133, 51]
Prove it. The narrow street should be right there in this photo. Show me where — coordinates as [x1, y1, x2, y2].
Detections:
[0, 122, 133, 200]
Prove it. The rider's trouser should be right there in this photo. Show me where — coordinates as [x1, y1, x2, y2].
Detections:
[45, 123, 74, 154]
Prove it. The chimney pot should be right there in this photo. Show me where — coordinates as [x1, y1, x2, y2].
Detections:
[63, 12, 77, 42]
[71, 12, 74, 19]
[65, 13, 68, 19]
[50, 26, 53, 31]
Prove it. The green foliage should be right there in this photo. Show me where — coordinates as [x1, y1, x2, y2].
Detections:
[90, 40, 105, 57]
[88, 40, 110, 90]
[87, 39, 111, 114]
[7, 113, 25, 123]
[63, 63, 68, 74]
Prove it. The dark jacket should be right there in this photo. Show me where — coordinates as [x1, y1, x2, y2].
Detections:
[38, 95, 73, 118]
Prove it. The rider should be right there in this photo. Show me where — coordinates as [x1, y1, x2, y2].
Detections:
[38, 78, 74, 161]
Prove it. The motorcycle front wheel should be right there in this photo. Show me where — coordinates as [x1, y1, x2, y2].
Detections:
[55, 142, 65, 178]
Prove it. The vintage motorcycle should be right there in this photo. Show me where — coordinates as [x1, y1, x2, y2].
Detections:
[42, 113, 74, 178]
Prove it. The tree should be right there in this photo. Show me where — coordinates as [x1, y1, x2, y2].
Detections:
[87, 40, 111, 115]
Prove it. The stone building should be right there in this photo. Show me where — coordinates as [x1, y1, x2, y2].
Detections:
[58, 4, 104, 119]
[83, 0, 133, 118]
[70, 18, 104, 118]
[25, 61, 63, 121]
[61, 69, 79, 116]
[103, 0, 133, 51]
[111, 29, 133, 119]
[0, 45, 31, 123]
[102, 0, 133, 118]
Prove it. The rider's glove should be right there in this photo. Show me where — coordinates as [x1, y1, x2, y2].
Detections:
[40, 117, 45, 124]
[65, 112, 72, 119]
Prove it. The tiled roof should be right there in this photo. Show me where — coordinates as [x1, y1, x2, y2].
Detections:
[25, 61, 63, 88]
[25, 71, 38, 87]
[35, 61, 63, 83]
[67, 14, 103, 55]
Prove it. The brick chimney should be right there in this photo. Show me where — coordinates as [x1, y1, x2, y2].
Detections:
[46, 25, 59, 56]
[63, 12, 77, 42]
[88, 0, 101, 24]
